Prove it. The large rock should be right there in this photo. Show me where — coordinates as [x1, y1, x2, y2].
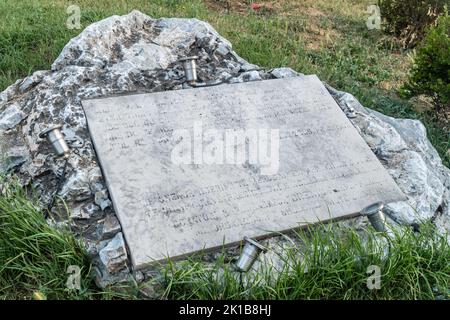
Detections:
[1, 10, 449, 287]
[324, 85, 450, 227]
[99, 232, 128, 274]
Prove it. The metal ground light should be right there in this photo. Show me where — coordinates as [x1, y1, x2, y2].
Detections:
[39, 125, 70, 158]
[361, 202, 387, 232]
[179, 56, 198, 84]
[235, 236, 268, 272]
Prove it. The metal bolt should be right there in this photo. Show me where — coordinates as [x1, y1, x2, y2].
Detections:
[235, 236, 267, 272]
[179, 56, 198, 84]
[361, 202, 387, 232]
[39, 125, 70, 158]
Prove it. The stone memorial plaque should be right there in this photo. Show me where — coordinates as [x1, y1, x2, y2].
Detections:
[82, 75, 406, 269]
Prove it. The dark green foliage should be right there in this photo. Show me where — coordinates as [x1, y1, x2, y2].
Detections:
[378, 0, 447, 48]
[402, 13, 450, 111]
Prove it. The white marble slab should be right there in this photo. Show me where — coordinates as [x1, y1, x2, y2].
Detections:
[82, 75, 406, 269]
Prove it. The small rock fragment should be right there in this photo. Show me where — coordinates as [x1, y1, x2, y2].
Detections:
[102, 214, 121, 238]
[95, 189, 112, 210]
[99, 232, 128, 274]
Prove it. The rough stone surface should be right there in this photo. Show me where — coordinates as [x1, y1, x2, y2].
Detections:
[99, 232, 128, 274]
[0, 10, 449, 287]
[324, 84, 450, 226]
[102, 214, 122, 239]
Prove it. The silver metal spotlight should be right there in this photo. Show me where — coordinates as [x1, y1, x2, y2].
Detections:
[361, 202, 387, 232]
[39, 125, 70, 158]
[179, 56, 198, 84]
[235, 236, 268, 272]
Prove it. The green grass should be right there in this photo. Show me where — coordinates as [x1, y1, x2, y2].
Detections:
[0, 178, 141, 300]
[1, 178, 449, 300]
[0, 178, 93, 299]
[163, 223, 450, 300]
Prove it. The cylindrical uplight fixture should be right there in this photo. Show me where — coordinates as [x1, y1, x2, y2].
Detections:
[179, 56, 198, 84]
[235, 236, 268, 272]
[361, 202, 387, 232]
[39, 125, 70, 158]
